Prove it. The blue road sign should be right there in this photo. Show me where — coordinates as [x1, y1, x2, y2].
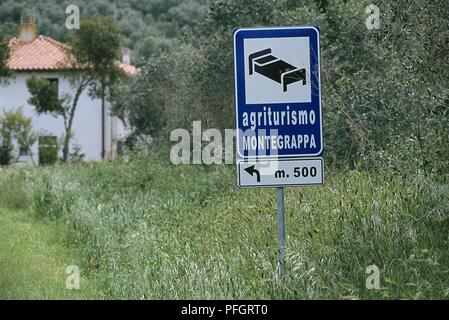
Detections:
[233, 26, 322, 160]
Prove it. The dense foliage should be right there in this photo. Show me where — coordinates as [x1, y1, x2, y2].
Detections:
[0, 0, 208, 62]
[0, 25, 10, 79]
[115, 0, 449, 176]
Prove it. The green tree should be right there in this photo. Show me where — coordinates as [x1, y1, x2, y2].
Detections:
[0, 107, 37, 165]
[69, 15, 124, 159]
[26, 16, 125, 162]
[0, 24, 11, 80]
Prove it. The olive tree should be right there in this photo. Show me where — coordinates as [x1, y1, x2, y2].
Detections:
[69, 15, 124, 159]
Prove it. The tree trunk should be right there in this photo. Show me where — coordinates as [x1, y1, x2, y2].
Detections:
[62, 135, 69, 162]
[62, 80, 87, 163]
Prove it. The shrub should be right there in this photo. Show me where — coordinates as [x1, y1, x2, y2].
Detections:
[0, 169, 29, 209]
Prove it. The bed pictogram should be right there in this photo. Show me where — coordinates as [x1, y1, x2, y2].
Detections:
[249, 48, 306, 92]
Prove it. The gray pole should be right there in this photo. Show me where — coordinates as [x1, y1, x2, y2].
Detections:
[276, 187, 286, 280]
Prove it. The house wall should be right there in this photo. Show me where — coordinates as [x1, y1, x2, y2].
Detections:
[0, 72, 124, 164]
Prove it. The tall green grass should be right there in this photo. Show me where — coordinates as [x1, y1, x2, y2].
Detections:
[1, 157, 448, 299]
[0, 168, 29, 210]
[0, 207, 99, 299]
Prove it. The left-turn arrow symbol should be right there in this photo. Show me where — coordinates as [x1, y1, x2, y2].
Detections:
[244, 165, 261, 182]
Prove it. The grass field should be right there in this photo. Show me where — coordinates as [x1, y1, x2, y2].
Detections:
[0, 156, 448, 299]
[0, 208, 99, 299]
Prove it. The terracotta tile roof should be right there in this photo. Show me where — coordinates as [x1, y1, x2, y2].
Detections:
[8, 36, 71, 71]
[118, 62, 139, 76]
[8, 36, 139, 75]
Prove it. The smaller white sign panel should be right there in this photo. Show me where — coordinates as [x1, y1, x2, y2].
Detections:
[238, 158, 324, 188]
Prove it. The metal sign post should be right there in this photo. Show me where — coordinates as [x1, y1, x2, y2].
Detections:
[276, 187, 286, 280]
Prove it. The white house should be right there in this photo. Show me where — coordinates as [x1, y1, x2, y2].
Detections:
[0, 17, 138, 164]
